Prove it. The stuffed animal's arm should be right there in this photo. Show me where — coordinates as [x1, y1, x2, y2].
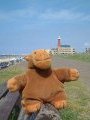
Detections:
[7, 73, 27, 92]
[54, 68, 79, 83]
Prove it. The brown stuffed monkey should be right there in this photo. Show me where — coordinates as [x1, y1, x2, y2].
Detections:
[7, 49, 79, 114]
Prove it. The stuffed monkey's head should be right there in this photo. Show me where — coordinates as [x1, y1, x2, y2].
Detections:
[24, 49, 51, 69]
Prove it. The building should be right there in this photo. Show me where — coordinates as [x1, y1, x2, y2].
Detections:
[86, 48, 90, 53]
[50, 48, 58, 55]
[50, 36, 76, 55]
[58, 45, 76, 54]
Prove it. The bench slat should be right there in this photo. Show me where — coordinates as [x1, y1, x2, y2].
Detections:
[0, 91, 20, 120]
[0, 82, 8, 99]
[17, 108, 37, 120]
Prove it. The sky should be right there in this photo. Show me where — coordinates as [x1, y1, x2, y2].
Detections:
[0, 0, 90, 54]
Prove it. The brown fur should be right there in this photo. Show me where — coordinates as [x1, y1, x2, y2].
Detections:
[7, 49, 79, 114]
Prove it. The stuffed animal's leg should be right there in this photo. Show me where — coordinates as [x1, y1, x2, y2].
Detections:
[51, 91, 67, 109]
[21, 99, 42, 114]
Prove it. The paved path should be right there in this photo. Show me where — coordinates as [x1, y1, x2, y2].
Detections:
[52, 56, 90, 90]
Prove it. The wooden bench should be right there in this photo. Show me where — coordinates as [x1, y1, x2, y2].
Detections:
[0, 82, 61, 120]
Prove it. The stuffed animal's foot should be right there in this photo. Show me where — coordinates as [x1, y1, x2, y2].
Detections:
[21, 100, 42, 114]
[52, 100, 67, 109]
[7, 78, 19, 92]
[69, 69, 79, 81]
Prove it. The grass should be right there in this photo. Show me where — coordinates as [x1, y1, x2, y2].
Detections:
[0, 64, 24, 84]
[60, 80, 90, 120]
[59, 53, 90, 62]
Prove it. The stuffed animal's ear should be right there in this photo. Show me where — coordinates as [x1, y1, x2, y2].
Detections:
[24, 55, 32, 61]
[24, 54, 34, 68]
[24, 56, 29, 61]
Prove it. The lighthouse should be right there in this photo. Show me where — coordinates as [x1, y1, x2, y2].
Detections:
[50, 35, 76, 55]
[57, 36, 61, 50]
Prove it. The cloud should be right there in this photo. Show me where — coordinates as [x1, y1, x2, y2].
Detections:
[0, 7, 37, 21]
[40, 9, 90, 21]
[0, 8, 90, 22]
[84, 42, 90, 47]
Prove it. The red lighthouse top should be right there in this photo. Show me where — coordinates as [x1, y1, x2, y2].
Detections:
[57, 36, 61, 48]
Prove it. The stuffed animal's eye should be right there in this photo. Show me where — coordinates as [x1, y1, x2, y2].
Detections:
[34, 52, 36, 54]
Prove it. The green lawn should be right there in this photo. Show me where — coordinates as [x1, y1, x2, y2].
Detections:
[0, 65, 23, 84]
[59, 54, 90, 62]
[60, 80, 90, 120]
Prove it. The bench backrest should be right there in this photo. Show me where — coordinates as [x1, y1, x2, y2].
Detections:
[0, 82, 20, 120]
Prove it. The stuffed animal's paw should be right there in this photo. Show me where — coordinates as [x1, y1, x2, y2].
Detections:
[69, 69, 79, 81]
[7, 78, 19, 92]
[21, 100, 41, 113]
[53, 100, 67, 109]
